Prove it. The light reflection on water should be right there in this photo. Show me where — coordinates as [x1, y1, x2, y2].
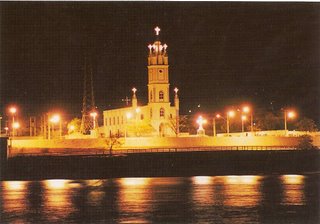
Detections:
[1, 175, 319, 223]
[281, 175, 305, 205]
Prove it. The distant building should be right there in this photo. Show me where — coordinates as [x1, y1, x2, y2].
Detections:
[102, 27, 179, 137]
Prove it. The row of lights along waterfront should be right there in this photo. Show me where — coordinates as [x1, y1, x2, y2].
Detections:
[3, 106, 98, 138]
[3, 103, 296, 138]
[200, 106, 296, 136]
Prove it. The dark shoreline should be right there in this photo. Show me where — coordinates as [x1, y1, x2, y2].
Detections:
[1, 150, 319, 181]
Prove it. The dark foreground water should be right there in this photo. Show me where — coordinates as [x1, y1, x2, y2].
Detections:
[1, 175, 319, 223]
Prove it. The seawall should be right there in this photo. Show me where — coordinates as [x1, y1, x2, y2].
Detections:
[3, 150, 320, 180]
[7, 136, 320, 157]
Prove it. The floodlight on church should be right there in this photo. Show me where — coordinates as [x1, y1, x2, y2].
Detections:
[126, 112, 132, 119]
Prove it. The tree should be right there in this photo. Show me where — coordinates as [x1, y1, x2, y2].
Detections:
[255, 112, 282, 131]
[168, 115, 188, 136]
[105, 134, 123, 156]
[295, 118, 318, 132]
[296, 135, 318, 150]
[67, 118, 81, 134]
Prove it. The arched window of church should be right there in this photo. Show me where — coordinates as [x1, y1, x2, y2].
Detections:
[160, 108, 165, 117]
[159, 91, 164, 101]
[150, 91, 153, 101]
[141, 114, 144, 120]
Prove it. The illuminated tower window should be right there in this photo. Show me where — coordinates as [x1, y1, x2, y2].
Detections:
[150, 91, 153, 101]
[159, 91, 164, 101]
[160, 108, 165, 117]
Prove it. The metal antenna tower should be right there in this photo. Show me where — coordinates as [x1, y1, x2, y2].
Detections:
[80, 57, 96, 134]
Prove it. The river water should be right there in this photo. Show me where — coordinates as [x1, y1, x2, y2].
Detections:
[1, 175, 319, 223]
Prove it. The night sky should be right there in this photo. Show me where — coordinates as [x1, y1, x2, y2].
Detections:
[1, 2, 319, 123]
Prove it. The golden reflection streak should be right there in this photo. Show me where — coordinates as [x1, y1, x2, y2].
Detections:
[225, 175, 261, 185]
[281, 175, 305, 205]
[119, 177, 150, 187]
[281, 175, 304, 185]
[118, 178, 152, 223]
[43, 179, 74, 221]
[192, 176, 214, 205]
[3, 181, 27, 191]
[193, 176, 213, 185]
[223, 175, 262, 207]
[44, 179, 69, 190]
[2, 181, 28, 213]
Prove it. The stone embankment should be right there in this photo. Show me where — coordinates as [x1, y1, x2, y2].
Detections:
[7, 136, 320, 157]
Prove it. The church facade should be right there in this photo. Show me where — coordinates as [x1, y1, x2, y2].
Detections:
[102, 27, 179, 137]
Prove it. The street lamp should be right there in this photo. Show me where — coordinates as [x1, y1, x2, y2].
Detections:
[49, 114, 61, 139]
[9, 107, 17, 137]
[284, 110, 296, 133]
[242, 106, 253, 132]
[213, 114, 221, 137]
[12, 122, 20, 136]
[196, 115, 207, 136]
[241, 115, 247, 132]
[227, 110, 235, 135]
[90, 112, 98, 129]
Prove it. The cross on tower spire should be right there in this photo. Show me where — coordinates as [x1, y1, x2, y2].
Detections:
[154, 26, 161, 36]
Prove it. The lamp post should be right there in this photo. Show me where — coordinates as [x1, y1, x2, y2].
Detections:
[226, 110, 235, 135]
[9, 107, 17, 137]
[241, 115, 247, 132]
[213, 114, 221, 137]
[242, 106, 253, 132]
[12, 122, 20, 136]
[50, 114, 61, 139]
[284, 110, 296, 133]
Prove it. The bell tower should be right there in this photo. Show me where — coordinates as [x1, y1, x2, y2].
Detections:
[147, 26, 170, 104]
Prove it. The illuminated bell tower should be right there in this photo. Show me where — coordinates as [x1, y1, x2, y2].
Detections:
[147, 26, 172, 135]
[147, 27, 170, 104]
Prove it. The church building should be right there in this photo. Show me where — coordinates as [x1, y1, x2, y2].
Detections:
[102, 27, 180, 137]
